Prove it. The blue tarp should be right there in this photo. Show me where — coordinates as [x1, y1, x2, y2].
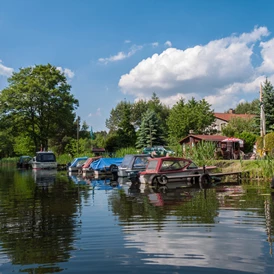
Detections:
[70, 156, 88, 167]
[90, 157, 123, 170]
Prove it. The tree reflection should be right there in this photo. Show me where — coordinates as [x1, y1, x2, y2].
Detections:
[109, 182, 219, 231]
[0, 169, 86, 272]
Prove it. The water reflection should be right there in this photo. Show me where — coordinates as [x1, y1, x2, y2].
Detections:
[109, 182, 274, 273]
[0, 167, 274, 273]
[0, 169, 81, 273]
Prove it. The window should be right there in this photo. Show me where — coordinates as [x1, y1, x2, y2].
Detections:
[147, 160, 158, 170]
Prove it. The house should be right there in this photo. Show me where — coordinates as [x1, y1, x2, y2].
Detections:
[212, 109, 256, 132]
[179, 134, 227, 146]
[179, 134, 244, 160]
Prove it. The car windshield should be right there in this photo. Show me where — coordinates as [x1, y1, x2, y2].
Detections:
[146, 160, 158, 170]
[160, 160, 189, 171]
[133, 156, 149, 167]
[120, 155, 133, 167]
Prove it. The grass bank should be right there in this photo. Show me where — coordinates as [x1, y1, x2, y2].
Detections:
[212, 159, 274, 182]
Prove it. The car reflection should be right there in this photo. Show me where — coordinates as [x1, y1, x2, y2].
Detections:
[32, 169, 58, 186]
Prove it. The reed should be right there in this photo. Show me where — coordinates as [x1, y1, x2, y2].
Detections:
[183, 141, 216, 166]
[0, 157, 18, 164]
[114, 147, 138, 158]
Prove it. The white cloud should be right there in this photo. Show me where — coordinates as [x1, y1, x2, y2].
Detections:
[119, 26, 272, 112]
[0, 60, 14, 77]
[164, 40, 172, 47]
[98, 45, 143, 64]
[124, 40, 131, 43]
[88, 108, 101, 117]
[56, 67, 75, 79]
[151, 42, 159, 48]
[258, 38, 274, 73]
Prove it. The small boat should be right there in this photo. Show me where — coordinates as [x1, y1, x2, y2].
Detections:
[30, 151, 58, 170]
[118, 154, 151, 178]
[81, 156, 102, 176]
[139, 157, 216, 187]
[16, 156, 32, 169]
[90, 157, 123, 178]
[68, 156, 88, 173]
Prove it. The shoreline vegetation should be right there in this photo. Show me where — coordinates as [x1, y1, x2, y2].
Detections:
[1, 156, 274, 186]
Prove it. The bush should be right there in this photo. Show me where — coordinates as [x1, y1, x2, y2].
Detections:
[235, 131, 257, 153]
[265, 132, 274, 155]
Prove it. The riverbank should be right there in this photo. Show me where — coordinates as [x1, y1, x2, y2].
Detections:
[213, 159, 274, 183]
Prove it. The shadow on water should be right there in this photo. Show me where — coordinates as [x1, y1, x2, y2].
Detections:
[1, 166, 274, 273]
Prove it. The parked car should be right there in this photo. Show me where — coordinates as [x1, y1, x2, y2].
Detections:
[142, 146, 175, 156]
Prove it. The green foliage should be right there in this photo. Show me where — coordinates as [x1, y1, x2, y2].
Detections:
[56, 154, 74, 164]
[222, 117, 258, 137]
[106, 93, 170, 136]
[182, 141, 216, 166]
[249, 157, 274, 180]
[136, 109, 165, 148]
[256, 136, 263, 150]
[64, 138, 92, 157]
[90, 131, 107, 148]
[264, 132, 274, 155]
[79, 121, 91, 139]
[13, 135, 36, 156]
[262, 79, 274, 132]
[235, 131, 257, 153]
[0, 131, 14, 158]
[105, 133, 120, 152]
[234, 99, 260, 114]
[0, 64, 79, 153]
[114, 147, 138, 157]
[116, 102, 136, 147]
[167, 98, 215, 144]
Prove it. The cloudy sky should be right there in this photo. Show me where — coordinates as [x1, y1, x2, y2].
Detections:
[1, 0, 274, 131]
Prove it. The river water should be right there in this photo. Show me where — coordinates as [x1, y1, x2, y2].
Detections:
[0, 167, 274, 273]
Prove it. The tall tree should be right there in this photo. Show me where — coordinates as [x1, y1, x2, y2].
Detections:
[234, 99, 260, 114]
[167, 98, 215, 144]
[0, 64, 79, 153]
[116, 102, 136, 147]
[136, 110, 165, 148]
[106, 101, 133, 132]
[262, 78, 274, 132]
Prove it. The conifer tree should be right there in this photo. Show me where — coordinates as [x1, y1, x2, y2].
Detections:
[136, 110, 165, 148]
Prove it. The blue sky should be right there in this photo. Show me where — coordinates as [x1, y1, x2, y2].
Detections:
[1, 0, 274, 131]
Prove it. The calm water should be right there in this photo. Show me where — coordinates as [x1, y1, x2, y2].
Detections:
[0, 167, 274, 274]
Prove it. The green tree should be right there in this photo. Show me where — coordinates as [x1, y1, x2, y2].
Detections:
[233, 99, 260, 114]
[116, 102, 136, 148]
[90, 131, 107, 149]
[79, 121, 90, 139]
[106, 101, 132, 132]
[0, 64, 79, 153]
[222, 117, 258, 137]
[235, 131, 257, 153]
[106, 93, 170, 133]
[136, 110, 165, 148]
[262, 79, 274, 132]
[167, 98, 215, 144]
